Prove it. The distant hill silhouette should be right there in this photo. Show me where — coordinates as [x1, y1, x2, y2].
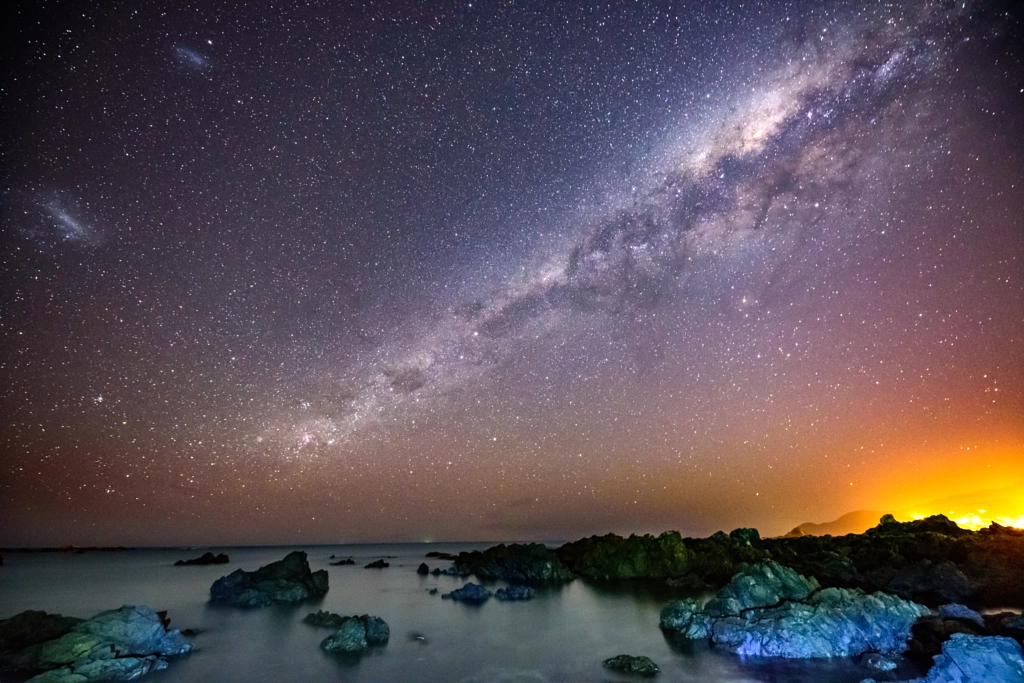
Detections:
[781, 510, 889, 538]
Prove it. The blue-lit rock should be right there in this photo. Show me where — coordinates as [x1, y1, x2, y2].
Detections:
[3, 605, 192, 682]
[661, 562, 929, 658]
[320, 615, 390, 654]
[862, 634, 1024, 683]
[442, 582, 492, 603]
[210, 551, 328, 607]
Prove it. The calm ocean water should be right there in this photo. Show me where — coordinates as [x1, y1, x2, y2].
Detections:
[0, 544, 923, 682]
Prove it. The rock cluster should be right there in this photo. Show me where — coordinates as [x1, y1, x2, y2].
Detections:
[175, 551, 228, 566]
[451, 543, 573, 583]
[660, 561, 930, 658]
[319, 615, 390, 654]
[0, 605, 191, 682]
[495, 585, 535, 601]
[209, 551, 328, 607]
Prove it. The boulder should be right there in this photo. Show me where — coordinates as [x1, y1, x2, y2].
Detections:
[319, 615, 389, 654]
[602, 654, 660, 676]
[939, 603, 985, 628]
[661, 562, 929, 658]
[0, 605, 190, 682]
[703, 560, 818, 617]
[417, 563, 430, 575]
[442, 582, 492, 603]
[210, 551, 328, 607]
[452, 543, 573, 583]
[175, 552, 228, 566]
[494, 585, 535, 601]
[863, 634, 1024, 683]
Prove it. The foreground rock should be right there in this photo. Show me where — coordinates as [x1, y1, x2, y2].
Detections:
[320, 615, 390, 654]
[175, 551, 228, 566]
[863, 634, 1024, 683]
[602, 654, 660, 676]
[451, 543, 573, 583]
[661, 561, 929, 658]
[442, 582, 492, 603]
[210, 551, 328, 607]
[0, 605, 191, 682]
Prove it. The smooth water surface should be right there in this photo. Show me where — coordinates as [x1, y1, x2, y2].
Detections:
[0, 545, 921, 682]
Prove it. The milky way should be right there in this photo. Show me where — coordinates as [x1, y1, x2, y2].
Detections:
[2, 1, 1022, 545]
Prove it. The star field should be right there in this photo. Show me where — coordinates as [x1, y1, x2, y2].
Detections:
[1, 0, 1022, 546]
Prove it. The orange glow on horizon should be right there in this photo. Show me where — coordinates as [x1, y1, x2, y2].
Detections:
[906, 510, 1024, 531]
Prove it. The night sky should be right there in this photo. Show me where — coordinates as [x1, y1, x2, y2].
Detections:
[2, 0, 1022, 547]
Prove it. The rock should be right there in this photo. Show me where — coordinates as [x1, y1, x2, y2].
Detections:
[210, 551, 328, 607]
[888, 560, 976, 605]
[320, 615, 389, 654]
[365, 559, 389, 569]
[703, 560, 818, 617]
[907, 616, 984, 663]
[662, 562, 929, 659]
[730, 528, 761, 545]
[428, 588, 438, 595]
[442, 582, 492, 603]
[303, 611, 346, 629]
[862, 652, 898, 671]
[426, 551, 458, 560]
[174, 552, 228, 566]
[871, 634, 1024, 683]
[494, 585, 535, 601]
[417, 563, 430, 575]
[602, 654, 660, 676]
[330, 558, 354, 566]
[0, 605, 191, 682]
[0, 611, 84, 661]
[939, 603, 985, 628]
[452, 543, 573, 583]
[659, 598, 711, 639]
[431, 568, 442, 575]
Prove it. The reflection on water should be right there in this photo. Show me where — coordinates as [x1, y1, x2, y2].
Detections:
[0, 544, 923, 682]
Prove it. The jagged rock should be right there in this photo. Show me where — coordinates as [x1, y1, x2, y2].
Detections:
[430, 568, 442, 576]
[494, 585, 535, 601]
[939, 603, 985, 628]
[209, 551, 328, 607]
[175, 552, 228, 566]
[442, 582, 492, 603]
[907, 616, 984, 663]
[417, 563, 430, 575]
[452, 543, 573, 583]
[662, 562, 929, 658]
[319, 615, 389, 653]
[602, 654, 660, 676]
[557, 532, 690, 580]
[365, 559, 389, 569]
[0, 605, 190, 682]
[863, 634, 1024, 683]
[703, 560, 818, 617]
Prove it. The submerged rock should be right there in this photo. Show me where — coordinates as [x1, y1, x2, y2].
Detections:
[0, 605, 191, 682]
[209, 551, 328, 607]
[320, 615, 390, 653]
[661, 562, 929, 659]
[442, 582, 492, 603]
[863, 634, 1024, 683]
[451, 543, 573, 583]
[330, 558, 355, 566]
[862, 652, 898, 671]
[602, 654, 660, 676]
[365, 559, 389, 569]
[175, 551, 228, 566]
[494, 585, 535, 601]
[303, 611, 346, 629]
